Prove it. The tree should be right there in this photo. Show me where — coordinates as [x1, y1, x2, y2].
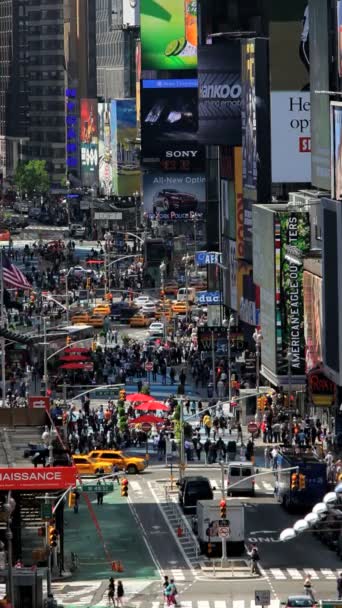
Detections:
[15, 160, 50, 195]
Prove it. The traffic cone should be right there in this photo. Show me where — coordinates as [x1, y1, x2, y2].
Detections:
[111, 561, 117, 571]
[177, 526, 183, 537]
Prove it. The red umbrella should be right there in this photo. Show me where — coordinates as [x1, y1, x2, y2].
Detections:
[135, 401, 170, 412]
[128, 414, 165, 426]
[126, 393, 155, 403]
[59, 362, 94, 371]
[59, 355, 90, 362]
[86, 259, 104, 264]
[65, 347, 91, 354]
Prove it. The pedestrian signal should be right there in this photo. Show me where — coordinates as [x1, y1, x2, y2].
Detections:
[219, 499, 227, 519]
[291, 473, 299, 491]
[68, 491, 77, 508]
[86, 277, 91, 289]
[119, 389, 126, 401]
[299, 473, 306, 490]
[121, 478, 128, 497]
[207, 542, 212, 554]
[48, 525, 57, 548]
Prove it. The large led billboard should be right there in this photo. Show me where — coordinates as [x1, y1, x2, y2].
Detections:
[111, 99, 140, 197]
[141, 79, 198, 150]
[303, 271, 322, 371]
[142, 170, 205, 222]
[141, 0, 197, 71]
[197, 41, 241, 146]
[98, 102, 112, 196]
[80, 99, 98, 185]
[330, 102, 342, 201]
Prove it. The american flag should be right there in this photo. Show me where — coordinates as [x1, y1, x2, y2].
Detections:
[2, 254, 31, 290]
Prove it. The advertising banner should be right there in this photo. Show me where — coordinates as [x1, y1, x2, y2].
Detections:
[197, 291, 222, 305]
[197, 41, 241, 145]
[330, 103, 342, 201]
[228, 239, 237, 311]
[197, 327, 245, 354]
[275, 212, 311, 377]
[156, 143, 206, 173]
[98, 102, 112, 196]
[111, 99, 140, 197]
[303, 271, 322, 371]
[141, 0, 197, 71]
[310, 0, 330, 191]
[28, 396, 50, 410]
[237, 262, 259, 327]
[307, 368, 336, 407]
[142, 170, 205, 221]
[195, 251, 221, 266]
[271, 92, 311, 182]
[141, 79, 198, 154]
[338, 1, 342, 78]
[80, 99, 98, 185]
[136, 40, 141, 137]
[0, 467, 77, 490]
[123, 0, 140, 26]
[234, 147, 244, 260]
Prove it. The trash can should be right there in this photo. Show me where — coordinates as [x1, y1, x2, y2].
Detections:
[207, 383, 213, 398]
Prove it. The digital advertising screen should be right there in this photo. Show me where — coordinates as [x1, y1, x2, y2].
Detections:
[143, 169, 205, 221]
[80, 99, 98, 184]
[111, 99, 140, 197]
[98, 102, 112, 196]
[141, 0, 197, 71]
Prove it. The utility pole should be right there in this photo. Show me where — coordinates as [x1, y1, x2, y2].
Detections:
[43, 317, 48, 395]
[179, 400, 185, 482]
[160, 261, 166, 342]
[253, 328, 263, 393]
[220, 461, 227, 564]
[45, 493, 52, 596]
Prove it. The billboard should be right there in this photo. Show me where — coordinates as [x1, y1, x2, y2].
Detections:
[275, 211, 311, 377]
[237, 262, 259, 327]
[253, 205, 277, 375]
[271, 93, 311, 182]
[330, 103, 342, 200]
[123, 0, 140, 26]
[322, 200, 340, 382]
[111, 99, 140, 197]
[310, 0, 330, 191]
[136, 40, 141, 136]
[303, 271, 322, 371]
[141, 79, 198, 150]
[143, 142, 206, 173]
[228, 239, 237, 311]
[98, 102, 112, 196]
[142, 170, 205, 221]
[141, 0, 197, 71]
[234, 147, 244, 260]
[269, 3, 311, 184]
[197, 41, 241, 145]
[80, 99, 99, 185]
[338, 1, 342, 78]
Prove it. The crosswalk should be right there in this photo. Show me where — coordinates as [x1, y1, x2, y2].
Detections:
[266, 567, 339, 580]
[127, 479, 274, 498]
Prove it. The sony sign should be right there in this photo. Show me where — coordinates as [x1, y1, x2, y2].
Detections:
[165, 150, 198, 158]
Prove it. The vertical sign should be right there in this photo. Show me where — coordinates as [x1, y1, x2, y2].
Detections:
[80, 99, 99, 186]
[234, 147, 244, 260]
[66, 88, 78, 170]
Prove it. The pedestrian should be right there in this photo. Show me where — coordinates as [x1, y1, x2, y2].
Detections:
[116, 581, 124, 607]
[167, 578, 178, 606]
[236, 423, 243, 445]
[96, 480, 104, 505]
[162, 575, 169, 603]
[264, 447, 271, 468]
[337, 572, 342, 600]
[73, 490, 80, 514]
[248, 543, 260, 576]
[108, 577, 115, 606]
[304, 574, 315, 601]
[112, 464, 120, 485]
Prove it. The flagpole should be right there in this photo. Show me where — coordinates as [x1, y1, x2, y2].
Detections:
[0, 248, 6, 407]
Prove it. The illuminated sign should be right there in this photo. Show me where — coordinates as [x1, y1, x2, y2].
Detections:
[66, 88, 78, 169]
[197, 291, 222, 305]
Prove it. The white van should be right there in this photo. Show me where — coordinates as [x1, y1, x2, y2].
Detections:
[227, 461, 255, 496]
[177, 287, 196, 304]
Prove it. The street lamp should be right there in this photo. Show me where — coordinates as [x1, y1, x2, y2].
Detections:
[182, 253, 191, 324]
[253, 328, 263, 393]
[65, 180, 71, 228]
[159, 261, 166, 341]
[223, 315, 235, 401]
[65, 268, 73, 325]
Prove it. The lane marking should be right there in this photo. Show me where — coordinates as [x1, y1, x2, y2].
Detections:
[303, 569, 319, 580]
[269, 568, 286, 580]
[321, 568, 336, 579]
[287, 568, 303, 579]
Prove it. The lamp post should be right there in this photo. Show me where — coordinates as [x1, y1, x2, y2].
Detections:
[253, 328, 263, 393]
[287, 348, 293, 442]
[4, 493, 16, 608]
[223, 314, 235, 401]
[182, 253, 191, 324]
[65, 180, 71, 228]
[65, 268, 73, 325]
[159, 260, 166, 342]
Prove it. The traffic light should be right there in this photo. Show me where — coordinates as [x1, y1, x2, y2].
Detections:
[291, 473, 299, 491]
[299, 473, 306, 490]
[121, 478, 129, 497]
[119, 389, 126, 401]
[66, 336, 71, 345]
[219, 499, 227, 519]
[86, 277, 91, 289]
[68, 491, 77, 508]
[207, 542, 212, 554]
[48, 524, 57, 548]
[91, 341, 97, 352]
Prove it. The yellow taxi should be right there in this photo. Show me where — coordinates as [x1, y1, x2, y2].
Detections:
[161, 281, 178, 296]
[71, 312, 90, 325]
[87, 450, 147, 474]
[87, 314, 104, 328]
[172, 301, 188, 315]
[129, 313, 151, 328]
[93, 304, 111, 316]
[72, 455, 113, 476]
[155, 305, 173, 321]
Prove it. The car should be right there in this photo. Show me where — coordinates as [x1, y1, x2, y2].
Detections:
[162, 281, 179, 296]
[283, 597, 317, 608]
[110, 302, 139, 322]
[28, 208, 41, 220]
[70, 224, 86, 238]
[155, 307, 172, 321]
[87, 314, 105, 328]
[71, 313, 91, 325]
[142, 301, 157, 316]
[72, 455, 113, 476]
[152, 189, 198, 214]
[87, 450, 146, 474]
[93, 304, 111, 316]
[172, 301, 188, 315]
[134, 295, 151, 308]
[148, 321, 164, 336]
[129, 313, 151, 328]
[178, 476, 214, 514]
[13, 201, 29, 214]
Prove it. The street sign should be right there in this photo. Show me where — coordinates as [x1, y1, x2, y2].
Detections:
[255, 591, 271, 606]
[82, 483, 114, 493]
[197, 291, 222, 305]
[145, 362, 153, 372]
[141, 422, 152, 433]
[28, 396, 50, 410]
[218, 526, 230, 538]
[40, 503, 52, 520]
[248, 421, 259, 435]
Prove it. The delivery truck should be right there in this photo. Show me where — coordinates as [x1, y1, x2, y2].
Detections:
[276, 447, 328, 511]
[194, 499, 245, 557]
